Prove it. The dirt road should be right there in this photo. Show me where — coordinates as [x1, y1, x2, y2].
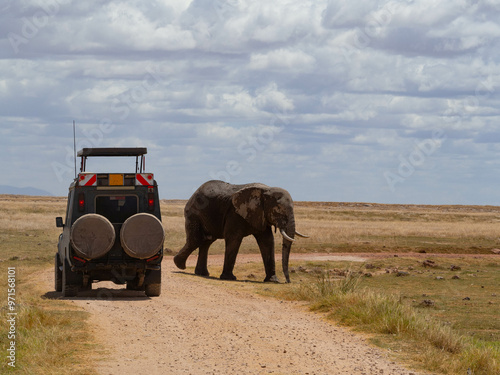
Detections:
[47, 254, 423, 375]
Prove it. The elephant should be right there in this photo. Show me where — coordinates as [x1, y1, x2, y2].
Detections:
[173, 180, 308, 283]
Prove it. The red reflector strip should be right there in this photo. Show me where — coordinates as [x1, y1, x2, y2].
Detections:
[136, 173, 154, 186]
[79, 173, 97, 186]
[73, 256, 87, 263]
[86, 174, 97, 186]
[146, 255, 160, 262]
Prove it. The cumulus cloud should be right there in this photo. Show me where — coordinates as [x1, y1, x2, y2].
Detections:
[249, 49, 315, 73]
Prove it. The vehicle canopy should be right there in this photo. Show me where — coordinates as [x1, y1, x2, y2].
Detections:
[77, 147, 148, 173]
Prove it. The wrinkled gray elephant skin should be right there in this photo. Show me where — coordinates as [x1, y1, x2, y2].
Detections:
[173, 180, 307, 283]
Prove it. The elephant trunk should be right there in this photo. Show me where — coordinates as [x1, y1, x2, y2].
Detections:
[281, 218, 295, 283]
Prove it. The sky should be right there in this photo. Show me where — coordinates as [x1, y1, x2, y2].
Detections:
[1, 0, 500, 205]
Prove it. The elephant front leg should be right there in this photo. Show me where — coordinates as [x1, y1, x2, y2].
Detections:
[195, 240, 214, 277]
[220, 236, 243, 281]
[254, 228, 279, 283]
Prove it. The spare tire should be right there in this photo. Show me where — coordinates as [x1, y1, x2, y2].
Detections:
[120, 213, 165, 259]
[71, 214, 115, 260]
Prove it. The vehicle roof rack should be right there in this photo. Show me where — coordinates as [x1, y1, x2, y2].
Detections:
[77, 147, 148, 173]
[77, 148, 147, 157]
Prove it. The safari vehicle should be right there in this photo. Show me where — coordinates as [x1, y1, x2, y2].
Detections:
[55, 147, 164, 297]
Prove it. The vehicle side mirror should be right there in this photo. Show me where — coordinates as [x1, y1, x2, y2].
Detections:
[56, 217, 64, 228]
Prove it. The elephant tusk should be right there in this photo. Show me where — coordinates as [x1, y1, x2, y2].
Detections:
[295, 231, 309, 238]
[280, 229, 295, 242]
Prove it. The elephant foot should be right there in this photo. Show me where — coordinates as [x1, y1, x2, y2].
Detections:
[173, 255, 187, 270]
[220, 273, 237, 281]
[264, 275, 280, 283]
[195, 268, 210, 277]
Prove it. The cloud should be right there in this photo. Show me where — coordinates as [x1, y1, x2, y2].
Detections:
[249, 49, 315, 72]
[1, 0, 500, 204]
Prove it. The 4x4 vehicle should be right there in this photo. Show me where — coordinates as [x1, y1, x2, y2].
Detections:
[55, 147, 164, 297]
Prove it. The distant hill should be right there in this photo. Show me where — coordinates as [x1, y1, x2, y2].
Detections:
[0, 185, 53, 196]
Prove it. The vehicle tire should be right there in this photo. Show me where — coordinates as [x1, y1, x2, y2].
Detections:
[62, 260, 79, 297]
[54, 254, 62, 292]
[70, 214, 115, 260]
[120, 213, 164, 259]
[145, 283, 161, 297]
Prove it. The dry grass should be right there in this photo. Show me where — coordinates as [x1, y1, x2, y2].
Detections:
[0, 196, 66, 231]
[0, 265, 98, 375]
[294, 202, 500, 253]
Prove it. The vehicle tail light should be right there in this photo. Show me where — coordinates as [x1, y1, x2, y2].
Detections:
[78, 192, 85, 212]
[148, 193, 154, 211]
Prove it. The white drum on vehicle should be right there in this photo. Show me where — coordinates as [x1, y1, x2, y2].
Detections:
[70, 214, 115, 259]
[120, 213, 165, 259]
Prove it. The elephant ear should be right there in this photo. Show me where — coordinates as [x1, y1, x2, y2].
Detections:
[231, 187, 267, 231]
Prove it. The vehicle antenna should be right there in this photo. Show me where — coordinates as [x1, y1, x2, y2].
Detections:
[73, 120, 77, 178]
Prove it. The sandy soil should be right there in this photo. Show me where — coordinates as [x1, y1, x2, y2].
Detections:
[45, 254, 427, 375]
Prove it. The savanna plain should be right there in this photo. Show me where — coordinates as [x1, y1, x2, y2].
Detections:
[0, 195, 499, 374]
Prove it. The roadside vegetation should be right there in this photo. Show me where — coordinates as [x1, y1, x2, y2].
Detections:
[1, 196, 499, 374]
[0, 195, 97, 374]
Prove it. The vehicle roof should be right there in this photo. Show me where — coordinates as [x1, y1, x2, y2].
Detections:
[77, 148, 147, 157]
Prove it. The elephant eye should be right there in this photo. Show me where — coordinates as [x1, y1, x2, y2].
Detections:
[273, 206, 285, 214]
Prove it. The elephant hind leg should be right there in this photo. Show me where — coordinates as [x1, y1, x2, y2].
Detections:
[194, 240, 214, 277]
[174, 218, 204, 270]
[173, 243, 197, 270]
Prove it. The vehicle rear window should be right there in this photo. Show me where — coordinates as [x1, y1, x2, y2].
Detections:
[95, 196, 138, 223]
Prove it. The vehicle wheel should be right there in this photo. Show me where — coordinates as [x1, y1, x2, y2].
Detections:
[54, 254, 62, 292]
[145, 283, 161, 297]
[62, 260, 79, 297]
[70, 214, 115, 259]
[121, 213, 165, 259]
